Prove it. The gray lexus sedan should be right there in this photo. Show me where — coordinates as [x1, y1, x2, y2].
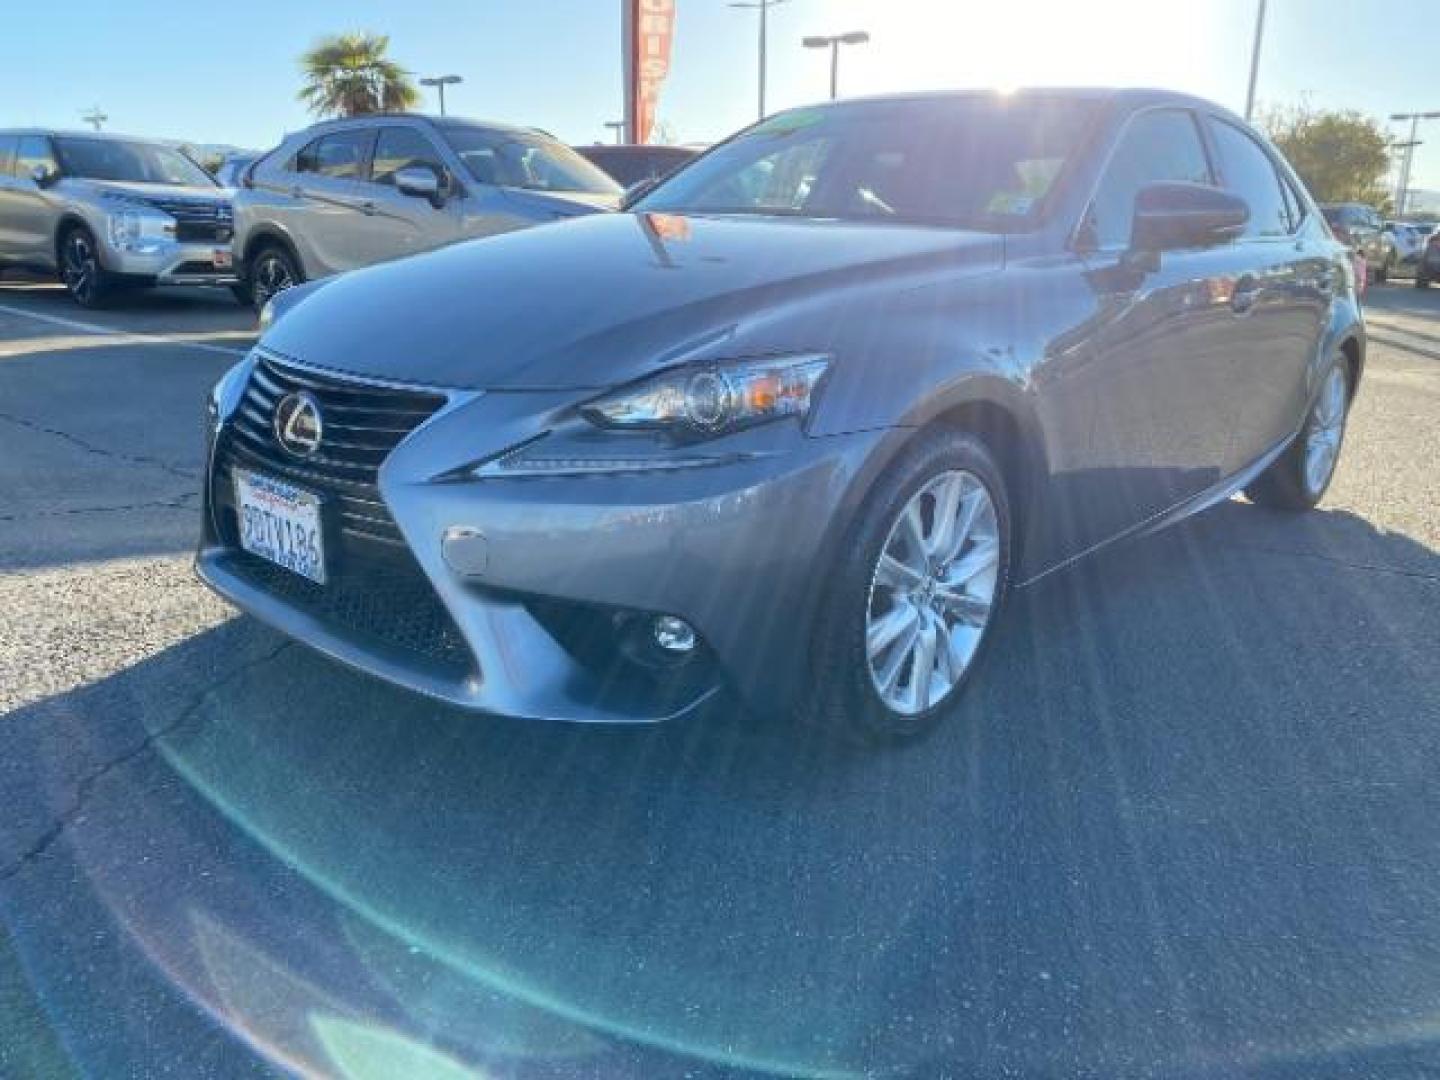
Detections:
[197, 89, 1364, 741]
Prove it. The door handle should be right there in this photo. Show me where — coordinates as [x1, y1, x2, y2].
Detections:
[1231, 275, 1261, 315]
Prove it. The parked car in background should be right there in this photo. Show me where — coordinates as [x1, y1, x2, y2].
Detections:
[1321, 203, 1391, 282]
[1416, 229, 1440, 288]
[0, 128, 238, 307]
[233, 115, 622, 309]
[1383, 220, 1428, 273]
[199, 88, 1363, 741]
[574, 144, 700, 188]
[214, 153, 261, 188]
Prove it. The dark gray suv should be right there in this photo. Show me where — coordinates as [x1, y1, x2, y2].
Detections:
[199, 89, 1363, 741]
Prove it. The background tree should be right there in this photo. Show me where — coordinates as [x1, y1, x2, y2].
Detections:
[298, 32, 420, 118]
[1261, 105, 1393, 206]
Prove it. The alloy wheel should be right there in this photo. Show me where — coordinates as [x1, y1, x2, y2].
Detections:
[865, 469, 1001, 716]
[62, 231, 98, 304]
[253, 253, 295, 307]
[1304, 365, 1347, 497]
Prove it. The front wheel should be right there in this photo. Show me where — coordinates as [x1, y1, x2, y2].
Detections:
[246, 245, 301, 312]
[1417, 272, 1431, 290]
[59, 225, 110, 308]
[805, 429, 1012, 743]
[1376, 256, 1392, 284]
[1245, 361, 1350, 511]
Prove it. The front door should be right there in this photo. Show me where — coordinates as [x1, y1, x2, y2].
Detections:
[349, 125, 462, 266]
[1036, 107, 1241, 566]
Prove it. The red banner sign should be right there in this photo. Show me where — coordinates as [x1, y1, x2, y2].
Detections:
[624, 0, 676, 145]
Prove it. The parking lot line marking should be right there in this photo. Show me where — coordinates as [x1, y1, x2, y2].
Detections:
[0, 302, 250, 357]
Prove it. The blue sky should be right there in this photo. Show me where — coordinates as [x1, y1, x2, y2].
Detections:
[1, 0, 1436, 197]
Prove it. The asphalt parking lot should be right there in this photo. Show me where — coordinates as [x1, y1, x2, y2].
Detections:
[1, 278, 1438, 1079]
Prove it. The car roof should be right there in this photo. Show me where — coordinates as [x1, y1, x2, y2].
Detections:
[0, 128, 178, 146]
[292, 113, 542, 139]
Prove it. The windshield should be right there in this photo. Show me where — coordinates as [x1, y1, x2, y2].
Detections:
[635, 97, 1099, 229]
[440, 127, 620, 195]
[53, 137, 216, 186]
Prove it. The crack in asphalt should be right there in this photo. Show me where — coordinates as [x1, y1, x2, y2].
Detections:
[0, 410, 200, 482]
[0, 494, 200, 523]
[0, 641, 291, 887]
[1224, 542, 1440, 583]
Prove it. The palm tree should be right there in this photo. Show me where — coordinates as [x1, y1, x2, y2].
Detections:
[298, 32, 420, 118]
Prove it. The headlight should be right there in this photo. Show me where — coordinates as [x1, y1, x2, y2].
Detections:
[105, 203, 175, 252]
[582, 355, 830, 437]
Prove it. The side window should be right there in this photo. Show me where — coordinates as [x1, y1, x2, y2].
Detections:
[1211, 120, 1292, 238]
[15, 135, 58, 180]
[370, 127, 447, 187]
[295, 130, 371, 181]
[1278, 175, 1305, 230]
[1089, 110, 1212, 248]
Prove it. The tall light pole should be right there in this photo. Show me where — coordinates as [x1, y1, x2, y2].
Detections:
[81, 106, 108, 132]
[802, 31, 870, 100]
[604, 120, 626, 145]
[729, 0, 789, 120]
[1390, 112, 1440, 217]
[1243, 0, 1267, 121]
[420, 74, 463, 117]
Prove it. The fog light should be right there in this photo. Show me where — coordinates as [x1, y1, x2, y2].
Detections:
[653, 615, 696, 653]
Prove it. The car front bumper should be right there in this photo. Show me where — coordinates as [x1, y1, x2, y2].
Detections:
[196, 351, 893, 723]
[106, 238, 238, 286]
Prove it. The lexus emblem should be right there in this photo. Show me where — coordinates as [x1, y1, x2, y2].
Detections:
[274, 391, 323, 458]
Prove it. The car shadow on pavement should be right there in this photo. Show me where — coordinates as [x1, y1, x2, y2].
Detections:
[2, 500, 1439, 1078]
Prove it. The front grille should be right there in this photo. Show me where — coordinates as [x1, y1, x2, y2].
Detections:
[227, 551, 475, 678]
[144, 196, 233, 243]
[213, 354, 470, 677]
[220, 354, 446, 548]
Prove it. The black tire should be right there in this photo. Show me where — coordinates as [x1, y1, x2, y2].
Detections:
[58, 224, 111, 308]
[1376, 256, 1391, 284]
[229, 283, 253, 306]
[1417, 272, 1430, 290]
[246, 243, 302, 312]
[1245, 359, 1351, 511]
[804, 427, 1013, 744]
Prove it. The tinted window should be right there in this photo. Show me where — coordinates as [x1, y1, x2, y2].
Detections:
[641, 97, 1100, 229]
[1212, 120, 1294, 238]
[442, 126, 619, 194]
[0, 134, 17, 178]
[15, 135, 58, 180]
[53, 137, 214, 186]
[579, 147, 696, 187]
[295, 130, 371, 180]
[371, 127, 447, 187]
[1088, 109, 1212, 247]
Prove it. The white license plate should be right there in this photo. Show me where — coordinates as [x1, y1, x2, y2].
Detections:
[233, 470, 326, 584]
[213, 248, 233, 269]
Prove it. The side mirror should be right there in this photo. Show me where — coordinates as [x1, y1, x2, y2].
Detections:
[1130, 181, 1248, 253]
[30, 163, 58, 188]
[394, 165, 443, 206]
[622, 175, 659, 210]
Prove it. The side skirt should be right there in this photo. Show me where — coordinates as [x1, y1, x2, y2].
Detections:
[1015, 429, 1297, 590]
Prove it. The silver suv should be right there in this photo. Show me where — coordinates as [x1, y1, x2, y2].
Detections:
[233, 115, 622, 309]
[0, 129, 239, 307]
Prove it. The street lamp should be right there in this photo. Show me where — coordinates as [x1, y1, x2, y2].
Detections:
[1243, 0, 1267, 121]
[1390, 112, 1440, 217]
[729, 0, 790, 120]
[802, 31, 870, 100]
[604, 120, 626, 145]
[419, 74, 463, 117]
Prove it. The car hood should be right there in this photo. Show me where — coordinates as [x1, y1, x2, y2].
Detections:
[68, 179, 228, 203]
[501, 187, 621, 216]
[262, 212, 1004, 390]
